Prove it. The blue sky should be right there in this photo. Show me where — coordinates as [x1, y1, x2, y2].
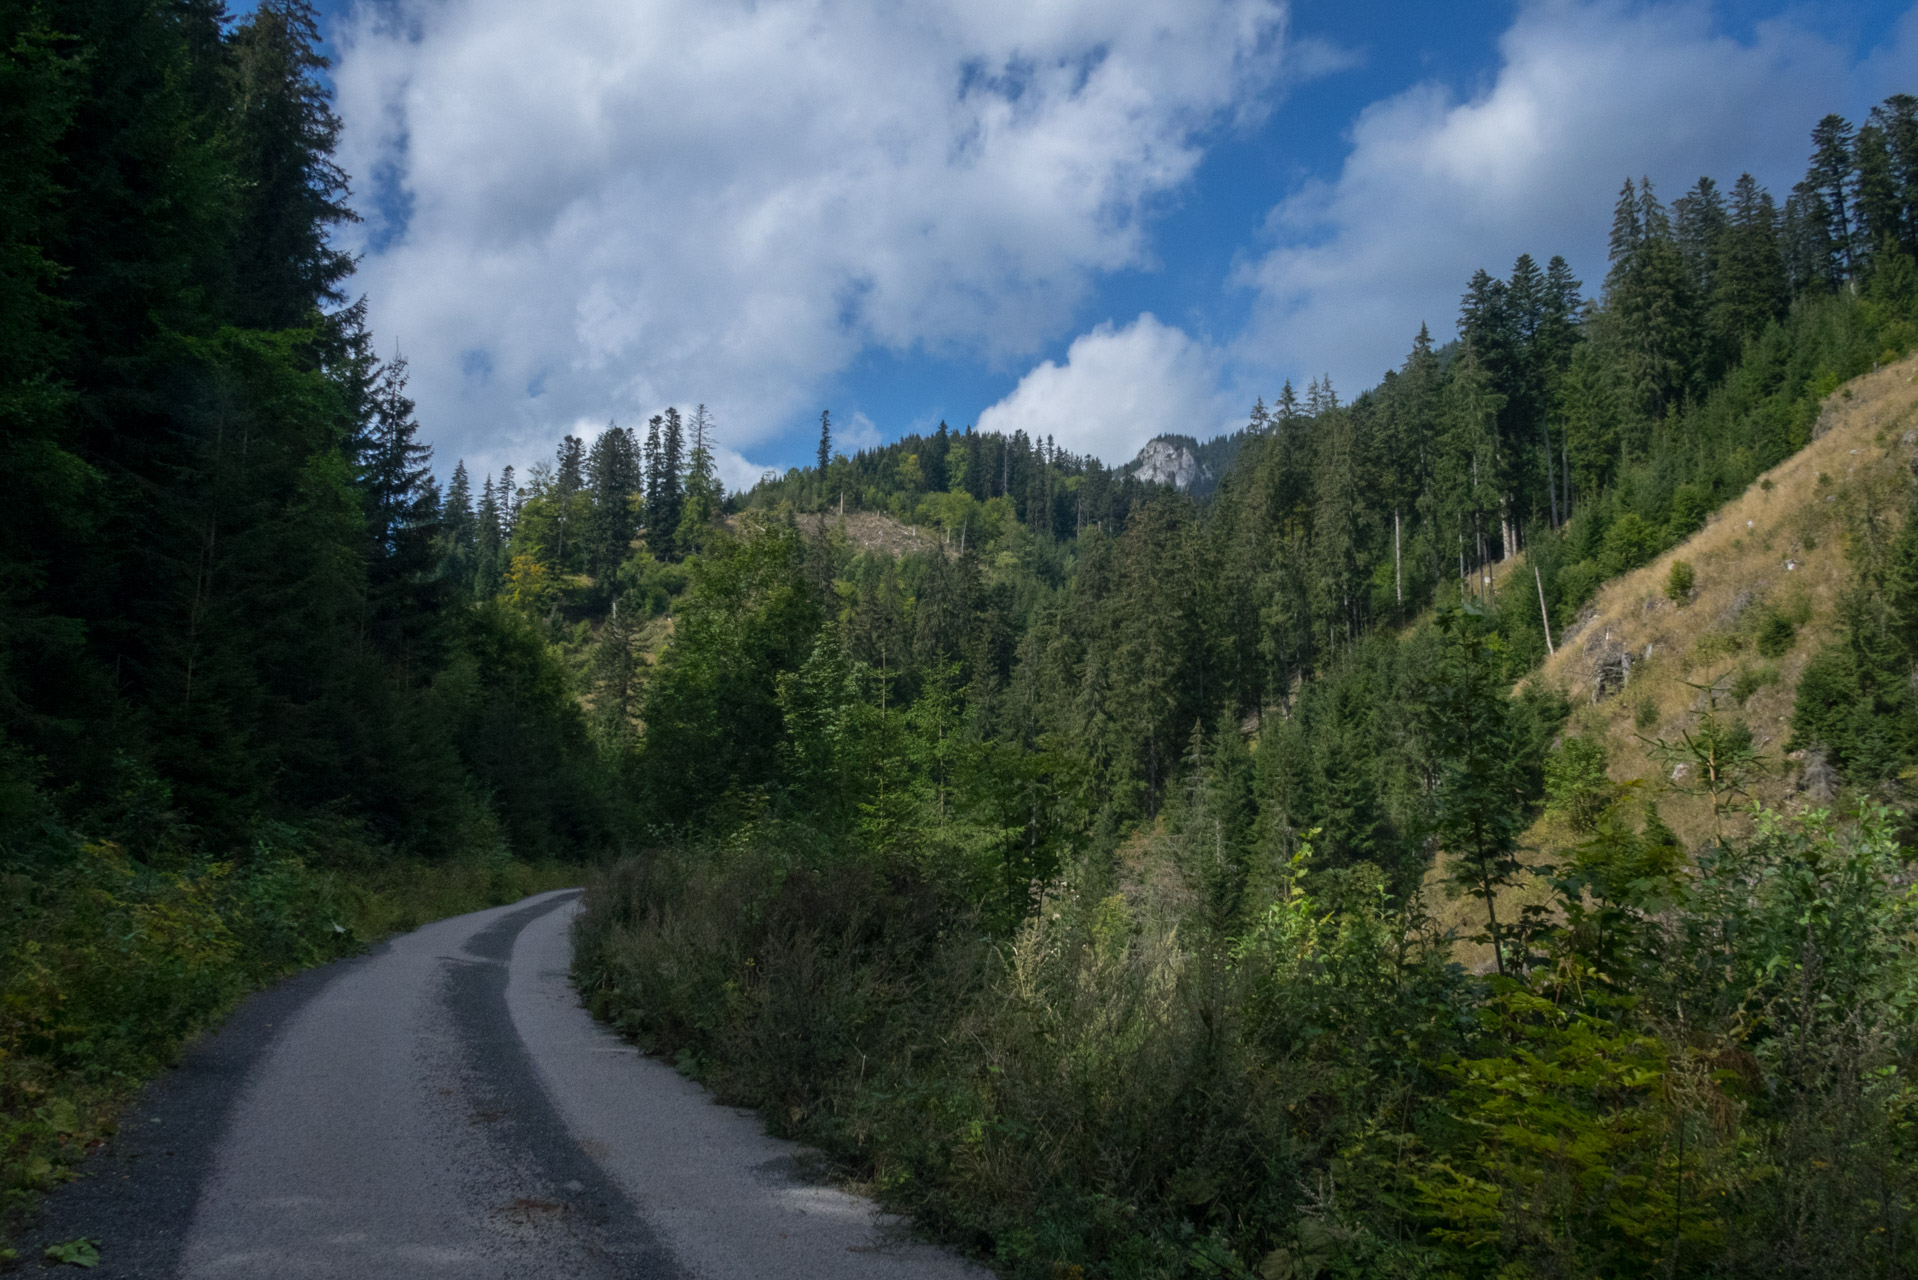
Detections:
[312, 0, 1918, 487]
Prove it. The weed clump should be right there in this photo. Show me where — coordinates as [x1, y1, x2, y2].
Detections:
[1666, 559, 1696, 603]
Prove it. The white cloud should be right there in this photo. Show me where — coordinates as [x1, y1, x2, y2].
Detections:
[976, 314, 1230, 462]
[1234, 0, 1916, 399]
[332, 0, 1294, 477]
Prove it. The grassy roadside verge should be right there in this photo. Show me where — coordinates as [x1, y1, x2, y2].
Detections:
[574, 810, 1918, 1280]
[0, 837, 582, 1255]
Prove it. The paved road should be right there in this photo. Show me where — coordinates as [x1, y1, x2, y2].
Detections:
[21, 890, 987, 1279]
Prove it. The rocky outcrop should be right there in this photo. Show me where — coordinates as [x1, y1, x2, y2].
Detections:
[1129, 438, 1211, 491]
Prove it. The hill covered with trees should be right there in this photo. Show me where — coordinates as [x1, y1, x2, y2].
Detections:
[565, 98, 1918, 1278]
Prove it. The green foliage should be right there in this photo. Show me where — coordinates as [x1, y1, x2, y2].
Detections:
[1756, 611, 1798, 656]
[577, 805, 1918, 1279]
[43, 1237, 98, 1267]
[1544, 735, 1616, 832]
[1422, 610, 1532, 974]
[0, 824, 579, 1240]
[1787, 460, 1918, 785]
[0, 1, 618, 1246]
[1667, 557, 1696, 602]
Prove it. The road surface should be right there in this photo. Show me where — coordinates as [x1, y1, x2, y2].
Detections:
[21, 890, 987, 1279]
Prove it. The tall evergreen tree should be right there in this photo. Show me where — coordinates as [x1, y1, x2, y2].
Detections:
[1672, 175, 1728, 303]
[498, 464, 519, 538]
[360, 353, 445, 674]
[1714, 173, 1787, 346]
[440, 460, 476, 588]
[474, 474, 503, 598]
[584, 424, 641, 579]
[1870, 94, 1918, 258]
[1421, 609, 1528, 976]
[226, 0, 357, 329]
[1602, 176, 1698, 424]
[1807, 112, 1859, 283]
[655, 407, 685, 560]
[680, 403, 720, 547]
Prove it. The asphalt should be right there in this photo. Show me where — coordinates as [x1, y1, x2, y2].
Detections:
[18, 890, 987, 1279]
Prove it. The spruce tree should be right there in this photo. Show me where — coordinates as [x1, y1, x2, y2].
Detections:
[1603, 176, 1698, 423]
[816, 409, 833, 511]
[672, 404, 720, 554]
[1713, 174, 1787, 346]
[474, 474, 503, 598]
[584, 424, 641, 579]
[1672, 175, 1728, 302]
[655, 408, 685, 560]
[1807, 113, 1859, 283]
[1853, 119, 1903, 271]
[440, 460, 476, 587]
[498, 464, 519, 537]
[360, 353, 446, 674]
[1869, 94, 1918, 258]
[1422, 607, 1528, 976]
[642, 414, 664, 535]
[226, 0, 357, 328]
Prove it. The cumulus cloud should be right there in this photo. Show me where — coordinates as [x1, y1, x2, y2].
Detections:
[976, 314, 1230, 462]
[332, 0, 1293, 477]
[1234, 0, 1916, 398]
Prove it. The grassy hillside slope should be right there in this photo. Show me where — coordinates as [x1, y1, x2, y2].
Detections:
[1541, 351, 1917, 845]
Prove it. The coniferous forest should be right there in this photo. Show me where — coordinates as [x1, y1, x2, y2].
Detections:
[5, 0, 1918, 1273]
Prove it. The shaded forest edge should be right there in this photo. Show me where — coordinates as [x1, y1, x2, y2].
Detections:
[0, 0, 619, 1248]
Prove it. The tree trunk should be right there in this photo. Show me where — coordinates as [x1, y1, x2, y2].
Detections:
[1542, 423, 1560, 527]
[1535, 564, 1555, 655]
[1394, 509, 1403, 610]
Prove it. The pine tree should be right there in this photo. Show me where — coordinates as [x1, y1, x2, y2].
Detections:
[360, 353, 446, 674]
[1672, 176, 1728, 302]
[226, 0, 358, 328]
[654, 407, 685, 560]
[1422, 607, 1528, 976]
[1870, 94, 1918, 259]
[474, 474, 503, 598]
[1714, 174, 1787, 346]
[679, 403, 720, 550]
[1807, 113, 1859, 283]
[1603, 176, 1698, 423]
[584, 424, 641, 579]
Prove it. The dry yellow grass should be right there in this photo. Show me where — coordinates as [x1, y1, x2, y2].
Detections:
[726, 509, 943, 559]
[1543, 351, 1918, 839]
[1433, 352, 1918, 967]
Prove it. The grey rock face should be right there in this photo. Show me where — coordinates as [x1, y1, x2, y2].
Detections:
[1130, 438, 1211, 491]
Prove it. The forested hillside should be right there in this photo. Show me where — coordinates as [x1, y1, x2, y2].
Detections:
[566, 99, 1918, 1279]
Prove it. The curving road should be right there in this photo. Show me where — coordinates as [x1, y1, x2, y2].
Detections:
[23, 890, 986, 1279]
